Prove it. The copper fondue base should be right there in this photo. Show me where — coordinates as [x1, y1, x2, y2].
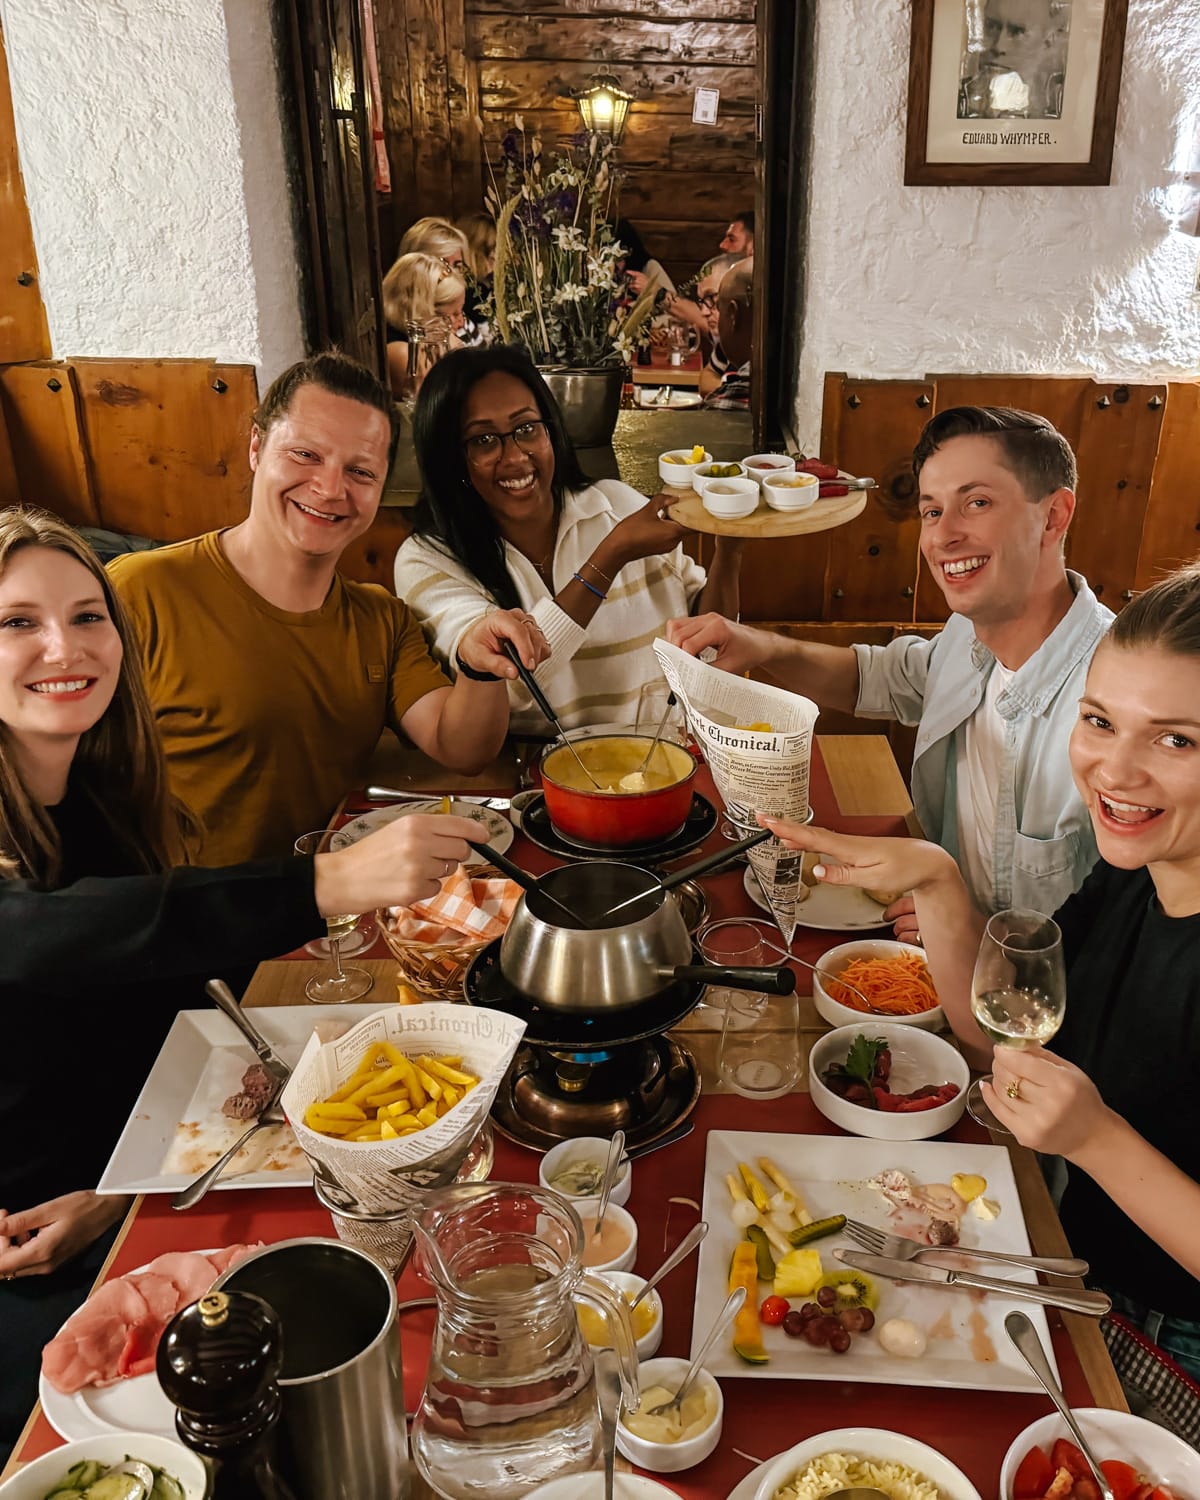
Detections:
[490, 1036, 701, 1152]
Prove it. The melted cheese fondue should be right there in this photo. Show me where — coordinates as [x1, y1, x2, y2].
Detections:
[543, 736, 692, 795]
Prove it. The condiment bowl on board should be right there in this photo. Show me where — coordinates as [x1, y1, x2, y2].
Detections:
[658, 448, 712, 488]
[700, 477, 760, 520]
[763, 470, 820, 510]
[574, 1200, 638, 1273]
[540, 1135, 632, 1207]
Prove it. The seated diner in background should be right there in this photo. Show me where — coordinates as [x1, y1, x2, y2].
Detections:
[397, 215, 485, 348]
[720, 209, 754, 257]
[759, 559, 1200, 1378]
[110, 351, 546, 866]
[670, 405, 1111, 929]
[660, 253, 741, 398]
[381, 251, 467, 399]
[614, 217, 675, 302]
[702, 260, 753, 410]
[0, 507, 483, 1463]
[393, 344, 746, 734]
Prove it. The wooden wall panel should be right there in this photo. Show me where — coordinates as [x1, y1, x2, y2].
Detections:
[0, 395, 19, 506]
[819, 374, 933, 623]
[0, 18, 50, 362]
[479, 60, 753, 112]
[1136, 383, 1200, 587]
[477, 0, 755, 18]
[480, 109, 756, 172]
[71, 360, 256, 541]
[467, 15, 756, 63]
[0, 363, 98, 526]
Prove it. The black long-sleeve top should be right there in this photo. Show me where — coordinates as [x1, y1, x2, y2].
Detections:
[1, 786, 322, 1215]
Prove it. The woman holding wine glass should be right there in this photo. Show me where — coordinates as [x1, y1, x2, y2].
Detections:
[760, 559, 1200, 1377]
[0, 508, 483, 1459]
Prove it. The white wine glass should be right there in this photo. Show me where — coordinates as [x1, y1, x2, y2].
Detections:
[966, 907, 1065, 1133]
[295, 830, 374, 958]
[294, 830, 375, 1003]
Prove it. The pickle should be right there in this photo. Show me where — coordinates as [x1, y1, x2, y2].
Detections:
[786, 1213, 846, 1248]
[745, 1224, 776, 1281]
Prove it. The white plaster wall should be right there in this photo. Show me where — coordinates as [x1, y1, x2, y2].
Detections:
[1, 0, 303, 382]
[794, 0, 1200, 448]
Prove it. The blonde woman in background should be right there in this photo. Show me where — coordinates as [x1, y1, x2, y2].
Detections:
[382, 251, 467, 398]
[456, 211, 497, 281]
[397, 215, 468, 268]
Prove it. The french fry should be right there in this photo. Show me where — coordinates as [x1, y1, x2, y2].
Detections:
[302, 1046, 482, 1142]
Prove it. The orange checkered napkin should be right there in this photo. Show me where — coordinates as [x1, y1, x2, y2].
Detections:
[383, 864, 521, 944]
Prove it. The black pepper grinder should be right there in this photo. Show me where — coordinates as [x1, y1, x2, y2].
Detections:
[157, 1289, 298, 1500]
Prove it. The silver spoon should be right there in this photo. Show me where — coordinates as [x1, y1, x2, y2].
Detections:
[1005, 1311, 1115, 1500]
[630, 1221, 708, 1310]
[648, 1284, 746, 1416]
[591, 1129, 626, 1240]
[595, 1346, 622, 1500]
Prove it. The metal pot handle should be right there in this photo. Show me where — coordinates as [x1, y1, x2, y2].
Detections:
[669, 964, 797, 995]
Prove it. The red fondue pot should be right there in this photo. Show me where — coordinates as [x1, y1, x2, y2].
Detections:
[539, 734, 698, 848]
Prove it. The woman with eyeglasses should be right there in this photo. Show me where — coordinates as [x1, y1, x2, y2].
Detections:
[393, 346, 745, 734]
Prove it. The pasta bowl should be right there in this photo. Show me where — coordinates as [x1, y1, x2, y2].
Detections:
[753, 1426, 982, 1500]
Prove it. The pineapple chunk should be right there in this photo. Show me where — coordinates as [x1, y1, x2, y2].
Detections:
[773, 1248, 823, 1299]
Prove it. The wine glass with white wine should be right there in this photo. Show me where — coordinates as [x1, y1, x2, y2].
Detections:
[294, 830, 374, 1003]
[966, 908, 1066, 1132]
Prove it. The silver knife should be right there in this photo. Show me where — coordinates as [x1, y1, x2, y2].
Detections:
[834, 1248, 1111, 1317]
[365, 786, 511, 810]
[206, 980, 291, 1085]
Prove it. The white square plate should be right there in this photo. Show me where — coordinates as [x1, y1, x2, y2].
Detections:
[693, 1130, 1059, 1393]
[96, 1005, 386, 1195]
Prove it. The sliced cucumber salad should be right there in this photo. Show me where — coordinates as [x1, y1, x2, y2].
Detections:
[42, 1455, 186, 1500]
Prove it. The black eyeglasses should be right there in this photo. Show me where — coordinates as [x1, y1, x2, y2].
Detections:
[463, 420, 550, 465]
[698, 294, 719, 312]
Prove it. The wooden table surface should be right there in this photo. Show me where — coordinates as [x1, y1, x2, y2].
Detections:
[4, 734, 1125, 1490]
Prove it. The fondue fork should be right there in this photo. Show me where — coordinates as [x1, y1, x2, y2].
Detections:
[630, 691, 680, 782]
[466, 839, 589, 929]
[500, 640, 603, 790]
[596, 828, 773, 924]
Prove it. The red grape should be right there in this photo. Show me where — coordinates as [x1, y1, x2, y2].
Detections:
[782, 1310, 807, 1338]
[829, 1326, 851, 1354]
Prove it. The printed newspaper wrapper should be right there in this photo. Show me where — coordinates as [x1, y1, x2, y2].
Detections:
[281, 1003, 525, 1214]
[653, 637, 819, 944]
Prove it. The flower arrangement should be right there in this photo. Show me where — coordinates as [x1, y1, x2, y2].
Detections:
[483, 119, 656, 368]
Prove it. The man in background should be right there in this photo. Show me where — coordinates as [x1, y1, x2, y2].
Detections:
[702, 261, 753, 410]
[720, 211, 754, 257]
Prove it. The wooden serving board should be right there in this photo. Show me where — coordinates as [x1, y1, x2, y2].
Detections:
[665, 482, 867, 537]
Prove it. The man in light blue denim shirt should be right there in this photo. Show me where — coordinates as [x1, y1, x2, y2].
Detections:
[667, 406, 1113, 922]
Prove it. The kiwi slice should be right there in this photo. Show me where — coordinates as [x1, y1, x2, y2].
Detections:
[815, 1268, 879, 1311]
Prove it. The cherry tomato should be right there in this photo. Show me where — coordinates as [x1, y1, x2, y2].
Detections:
[1012, 1444, 1054, 1500]
[760, 1295, 790, 1326]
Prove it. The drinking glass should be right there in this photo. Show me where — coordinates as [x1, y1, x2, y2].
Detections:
[966, 907, 1066, 1131]
[295, 830, 374, 958]
[697, 917, 788, 1025]
[717, 989, 802, 1100]
[665, 322, 700, 367]
[294, 830, 375, 1003]
[635, 682, 688, 746]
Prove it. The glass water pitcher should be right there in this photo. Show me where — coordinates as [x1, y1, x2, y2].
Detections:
[410, 1183, 640, 1500]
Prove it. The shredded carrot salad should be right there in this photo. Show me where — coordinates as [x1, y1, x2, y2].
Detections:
[826, 951, 939, 1015]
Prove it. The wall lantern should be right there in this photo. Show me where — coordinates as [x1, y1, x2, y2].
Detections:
[574, 74, 634, 145]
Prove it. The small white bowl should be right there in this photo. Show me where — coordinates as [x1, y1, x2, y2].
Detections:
[658, 448, 711, 487]
[540, 1136, 632, 1208]
[763, 470, 820, 510]
[813, 938, 944, 1031]
[691, 460, 747, 496]
[809, 1023, 969, 1141]
[0, 1434, 209, 1500]
[701, 477, 760, 520]
[1000, 1409, 1200, 1500]
[616, 1355, 723, 1473]
[576, 1200, 638, 1273]
[525, 1475, 681, 1500]
[753, 1427, 982, 1500]
[590, 1269, 663, 1360]
[742, 452, 796, 482]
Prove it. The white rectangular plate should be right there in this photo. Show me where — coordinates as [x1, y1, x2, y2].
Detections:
[693, 1130, 1060, 1393]
[97, 1004, 387, 1195]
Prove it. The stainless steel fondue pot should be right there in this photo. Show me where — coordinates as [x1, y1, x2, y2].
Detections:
[499, 858, 795, 1011]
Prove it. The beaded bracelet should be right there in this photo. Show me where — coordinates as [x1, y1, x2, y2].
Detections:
[572, 571, 606, 601]
[454, 651, 501, 682]
[581, 559, 613, 587]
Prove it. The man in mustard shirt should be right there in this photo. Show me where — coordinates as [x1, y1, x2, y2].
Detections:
[110, 351, 545, 864]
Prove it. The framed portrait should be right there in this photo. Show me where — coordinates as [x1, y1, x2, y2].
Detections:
[905, 0, 1129, 185]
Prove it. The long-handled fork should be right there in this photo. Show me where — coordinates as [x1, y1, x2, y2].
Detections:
[842, 1218, 1088, 1277]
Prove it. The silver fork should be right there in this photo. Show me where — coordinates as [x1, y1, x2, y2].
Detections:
[843, 1218, 1088, 1277]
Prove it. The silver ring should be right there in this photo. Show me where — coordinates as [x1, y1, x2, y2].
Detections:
[441, 859, 453, 878]
[1, 1272, 15, 1282]
[912, 931, 922, 945]
[657, 507, 668, 520]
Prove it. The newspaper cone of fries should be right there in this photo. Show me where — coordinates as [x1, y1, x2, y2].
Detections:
[653, 637, 818, 944]
[282, 1003, 525, 1214]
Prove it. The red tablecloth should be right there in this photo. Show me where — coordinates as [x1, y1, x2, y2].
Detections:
[17, 1093, 1081, 1498]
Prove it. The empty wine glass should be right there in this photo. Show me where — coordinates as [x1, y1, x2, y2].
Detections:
[294, 830, 375, 1003]
[966, 908, 1066, 1132]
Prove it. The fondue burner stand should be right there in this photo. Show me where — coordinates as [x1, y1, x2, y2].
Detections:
[491, 1036, 700, 1153]
[465, 938, 703, 1152]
